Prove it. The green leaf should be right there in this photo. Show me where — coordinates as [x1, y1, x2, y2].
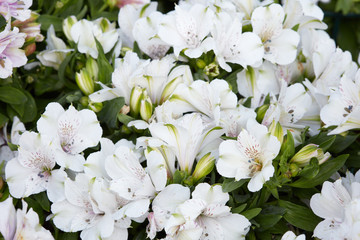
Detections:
[95, 38, 113, 84]
[98, 98, 125, 129]
[328, 133, 360, 153]
[298, 158, 319, 179]
[0, 86, 27, 104]
[241, 208, 262, 220]
[289, 154, 348, 188]
[307, 132, 336, 152]
[0, 15, 6, 30]
[232, 203, 247, 214]
[278, 200, 321, 231]
[10, 90, 37, 123]
[117, 113, 135, 125]
[222, 178, 247, 192]
[38, 15, 63, 31]
[0, 113, 8, 128]
[58, 52, 76, 88]
[32, 192, 51, 212]
[224, 67, 242, 94]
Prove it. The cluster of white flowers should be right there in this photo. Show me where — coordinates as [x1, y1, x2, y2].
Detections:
[1, 0, 360, 239]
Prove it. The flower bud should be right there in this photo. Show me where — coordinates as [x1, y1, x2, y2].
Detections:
[269, 120, 283, 145]
[290, 144, 331, 167]
[130, 86, 144, 118]
[192, 153, 215, 182]
[140, 92, 153, 121]
[75, 69, 94, 95]
[63, 16, 78, 41]
[89, 101, 103, 112]
[196, 59, 206, 69]
[204, 62, 219, 77]
[0, 177, 3, 190]
[85, 58, 99, 82]
[24, 43, 36, 56]
[256, 104, 269, 123]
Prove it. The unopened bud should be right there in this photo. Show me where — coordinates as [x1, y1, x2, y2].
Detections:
[256, 104, 269, 123]
[76, 69, 94, 95]
[130, 86, 144, 118]
[289, 163, 299, 177]
[89, 101, 103, 112]
[120, 105, 130, 115]
[196, 59, 206, 69]
[63, 16, 78, 41]
[269, 120, 283, 145]
[140, 93, 153, 121]
[24, 43, 36, 56]
[192, 153, 215, 182]
[290, 144, 331, 167]
[85, 58, 99, 82]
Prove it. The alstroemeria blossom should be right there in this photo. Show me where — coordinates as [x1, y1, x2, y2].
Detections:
[281, 231, 305, 240]
[158, 4, 215, 58]
[0, 0, 32, 21]
[310, 171, 360, 240]
[237, 61, 280, 108]
[148, 113, 224, 174]
[5, 131, 59, 198]
[51, 174, 130, 240]
[251, 3, 300, 65]
[164, 183, 251, 239]
[212, 11, 263, 71]
[0, 197, 54, 240]
[217, 119, 281, 192]
[170, 79, 237, 125]
[133, 11, 170, 59]
[0, 23, 27, 78]
[37, 102, 102, 171]
[70, 17, 120, 59]
[320, 73, 360, 135]
[37, 25, 73, 70]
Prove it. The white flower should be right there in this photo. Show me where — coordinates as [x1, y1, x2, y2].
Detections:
[311, 48, 356, 96]
[0, 23, 27, 78]
[282, 0, 327, 31]
[281, 231, 305, 240]
[261, 81, 315, 142]
[320, 74, 360, 135]
[51, 173, 129, 240]
[5, 131, 56, 198]
[211, 11, 263, 71]
[310, 174, 360, 240]
[219, 105, 257, 138]
[0, 197, 54, 240]
[237, 61, 279, 108]
[164, 183, 251, 239]
[146, 184, 190, 239]
[217, 119, 280, 192]
[158, 4, 215, 58]
[118, 2, 158, 48]
[251, 3, 300, 65]
[0, 116, 25, 170]
[133, 11, 170, 59]
[148, 113, 224, 174]
[170, 79, 237, 125]
[37, 102, 102, 172]
[37, 25, 73, 70]
[0, 0, 32, 21]
[70, 18, 120, 59]
[105, 145, 155, 203]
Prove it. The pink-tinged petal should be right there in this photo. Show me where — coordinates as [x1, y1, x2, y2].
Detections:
[0, 197, 16, 240]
